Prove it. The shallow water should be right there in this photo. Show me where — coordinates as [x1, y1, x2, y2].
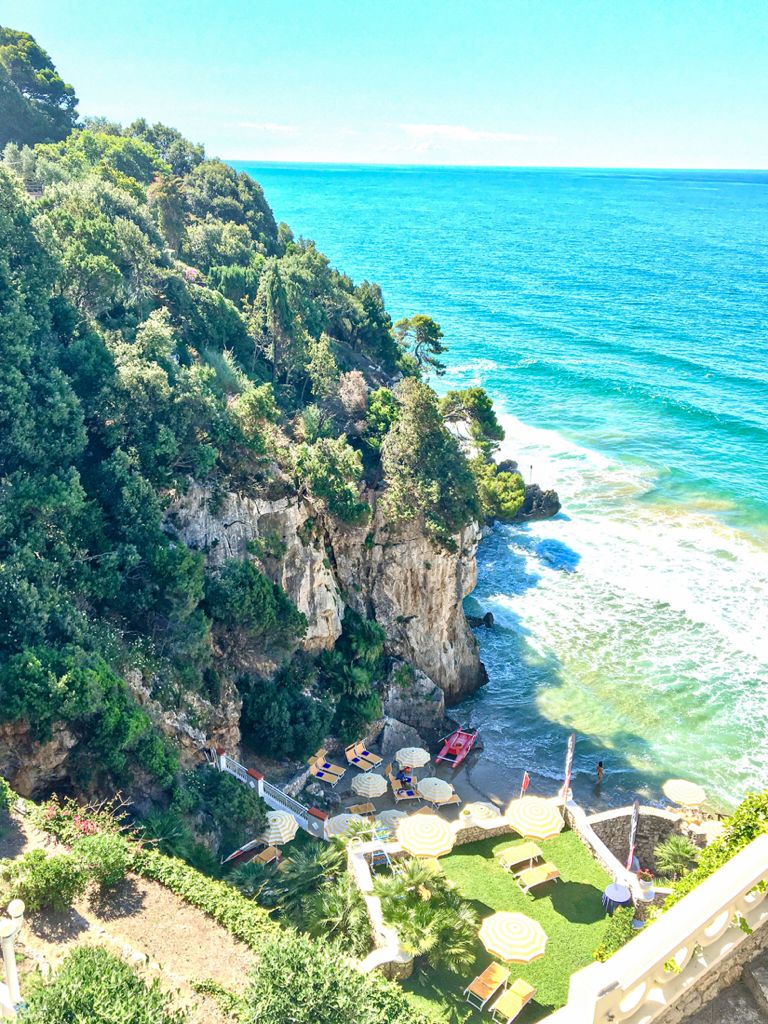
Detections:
[234, 162, 768, 812]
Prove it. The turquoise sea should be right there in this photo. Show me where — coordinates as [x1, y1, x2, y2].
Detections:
[233, 162, 768, 812]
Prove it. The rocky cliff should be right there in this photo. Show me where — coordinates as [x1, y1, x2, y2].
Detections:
[169, 482, 485, 705]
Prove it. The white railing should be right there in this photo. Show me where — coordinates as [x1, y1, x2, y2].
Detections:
[557, 833, 768, 1024]
[212, 751, 326, 840]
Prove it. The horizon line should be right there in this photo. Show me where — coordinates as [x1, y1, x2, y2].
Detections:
[225, 159, 768, 173]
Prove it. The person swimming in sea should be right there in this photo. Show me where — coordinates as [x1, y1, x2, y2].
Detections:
[596, 761, 605, 783]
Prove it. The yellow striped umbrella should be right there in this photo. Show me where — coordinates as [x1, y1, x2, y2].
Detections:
[418, 777, 454, 803]
[326, 813, 365, 838]
[258, 810, 299, 846]
[397, 813, 455, 858]
[663, 779, 706, 807]
[351, 772, 387, 798]
[395, 746, 431, 768]
[479, 912, 548, 963]
[506, 797, 565, 841]
[375, 809, 407, 835]
[463, 801, 501, 821]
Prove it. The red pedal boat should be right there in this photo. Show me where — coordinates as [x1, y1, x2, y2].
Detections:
[435, 727, 478, 766]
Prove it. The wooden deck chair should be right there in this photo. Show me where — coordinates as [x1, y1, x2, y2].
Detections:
[309, 762, 345, 787]
[516, 861, 560, 894]
[496, 842, 543, 872]
[254, 845, 280, 866]
[345, 742, 376, 772]
[309, 750, 346, 777]
[433, 792, 462, 809]
[464, 962, 510, 1009]
[490, 979, 536, 1023]
[354, 741, 382, 769]
[348, 802, 376, 817]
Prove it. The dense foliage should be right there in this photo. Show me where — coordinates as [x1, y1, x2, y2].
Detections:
[0, 27, 515, 806]
[665, 790, 768, 907]
[244, 931, 426, 1024]
[593, 906, 635, 962]
[22, 947, 187, 1024]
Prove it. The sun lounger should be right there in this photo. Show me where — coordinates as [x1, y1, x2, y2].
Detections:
[433, 792, 462, 809]
[309, 762, 345, 786]
[497, 842, 544, 872]
[490, 979, 536, 1023]
[345, 741, 382, 771]
[464, 962, 510, 1009]
[309, 750, 346, 778]
[516, 861, 560, 894]
[348, 802, 376, 816]
[389, 773, 420, 802]
[254, 845, 280, 865]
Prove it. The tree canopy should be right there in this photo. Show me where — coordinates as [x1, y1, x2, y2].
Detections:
[0, 27, 78, 147]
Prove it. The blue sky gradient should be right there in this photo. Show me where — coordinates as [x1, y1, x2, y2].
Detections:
[6, 0, 768, 167]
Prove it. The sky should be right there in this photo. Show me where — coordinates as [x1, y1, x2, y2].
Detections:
[6, 0, 768, 168]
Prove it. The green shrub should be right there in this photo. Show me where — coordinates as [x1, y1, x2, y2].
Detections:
[653, 834, 700, 880]
[2, 849, 87, 911]
[22, 946, 186, 1024]
[204, 558, 306, 649]
[244, 930, 427, 1024]
[593, 906, 635, 962]
[0, 776, 12, 812]
[294, 436, 370, 524]
[75, 832, 130, 891]
[666, 790, 768, 908]
[171, 767, 268, 856]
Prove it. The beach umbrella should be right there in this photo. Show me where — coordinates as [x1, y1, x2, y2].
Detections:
[463, 801, 501, 821]
[418, 777, 454, 804]
[258, 810, 299, 846]
[376, 809, 407, 834]
[395, 746, 430, 769]
[663, 779, 706, 807]
[397, 813, 456, 858]
[326, 813, 365, 838]
[351, 772, 388, 798]
[479, 911, 548, 964]
[506, 797, 565, 841]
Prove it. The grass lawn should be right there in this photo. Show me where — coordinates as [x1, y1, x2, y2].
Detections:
[402, 830, 611, 1023]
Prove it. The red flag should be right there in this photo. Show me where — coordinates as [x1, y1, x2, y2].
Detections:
[520, 771, 530, 797]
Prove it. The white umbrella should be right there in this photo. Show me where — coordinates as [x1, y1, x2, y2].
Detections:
[463, 801, 501, 821]
[397, 813, 456, 858]
[395, 746, 430, 769]
[326, 813, 365, 838]
[258, 810, 299, 846]
[351, 773, 388, 798]
[506, 797, 565, 841]
[479, 911, 548, 963]
[418, 777, 454, 804]
[663, 779, 706, 807]
[375, 808, 407, 836]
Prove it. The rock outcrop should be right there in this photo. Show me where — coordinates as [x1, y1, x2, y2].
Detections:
[169, 483, 486, 707]
[515, 483, 561, 521]
[381, 662, 448, 743]
[0, 720, 77, 798]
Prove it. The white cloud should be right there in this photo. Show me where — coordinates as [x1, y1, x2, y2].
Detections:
[233, 122, 299, 136]
[398, 123, 535, 143]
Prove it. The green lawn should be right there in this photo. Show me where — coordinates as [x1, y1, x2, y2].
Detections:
[402, 831, 611, 1024]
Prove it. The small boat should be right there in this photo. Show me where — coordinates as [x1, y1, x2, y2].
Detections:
[435, 727, 478, 766]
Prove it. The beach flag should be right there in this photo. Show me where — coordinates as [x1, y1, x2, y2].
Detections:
[562, 732, 576, 802]
[626, 799, 640, 870]
[520, 771, 530, 797]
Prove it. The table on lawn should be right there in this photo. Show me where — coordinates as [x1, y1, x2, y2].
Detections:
[602, 882, 632, 915]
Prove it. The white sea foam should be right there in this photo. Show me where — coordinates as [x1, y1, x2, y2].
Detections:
[465, 411, 768, 809]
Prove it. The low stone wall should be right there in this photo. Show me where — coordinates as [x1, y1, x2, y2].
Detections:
[453, 818, 516, 845]
[587, 806, 682, 872]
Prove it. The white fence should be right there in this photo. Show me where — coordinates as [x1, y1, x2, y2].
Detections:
[213, 751, 326, 840]
[554, 832, 768, 1024]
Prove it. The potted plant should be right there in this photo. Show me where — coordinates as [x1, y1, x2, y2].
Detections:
[636, 867, 654, 898]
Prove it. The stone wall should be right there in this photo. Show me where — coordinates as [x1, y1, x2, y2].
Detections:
[587, 806, 683, 872]
[655, 922, 768, 1024]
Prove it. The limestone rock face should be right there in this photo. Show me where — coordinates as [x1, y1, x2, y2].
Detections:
[0, 720, 77, 798]
[326, 497, 486, 704]
[382, 663, 447, 742]
[169, 483, 486, 706]
[378, 718, 426, 758]
[168, 483, 344, 651]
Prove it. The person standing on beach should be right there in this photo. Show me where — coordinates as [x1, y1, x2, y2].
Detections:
[596, 761, 605, 783]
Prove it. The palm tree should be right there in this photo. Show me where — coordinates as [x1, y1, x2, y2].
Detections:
[230, 861, 276, 902]
[375, 857, 479, 973]
[304, 875, 372, 957]
[654, 835, 700, 879]
[274, 843, 344, 925]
